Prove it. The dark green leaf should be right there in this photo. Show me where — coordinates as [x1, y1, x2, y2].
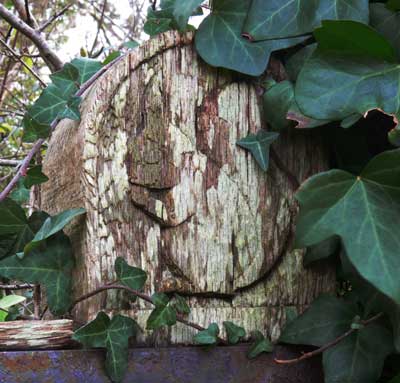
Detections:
[0, 198, 27, 235]
[49, 63, 79, 98]
[147, 293, 176, 330]
[58, 96, 81, 121]
[195, 0, 307, 76]
[73, 312, 138, 382]
[172, 294, 190, 315]
[304, 236, 341, 266]
[285, 45, 317, 82]
[102, 51, 121, 66]
[10, 179, 30, 204]
[114, 257, 147, 290]
[71, 58, 103, 84]
[24, 165, 49, 188]
[22, 117, 51, 142]
[223, 321, 245, 344]
[295, 49, 400, 123]
[280, 294, 358, 346]
[144, 17, 173, 36]
[370, 3, 400, 60]
[123, 40, 139, 49]
[314, 20, 397, 62]
[323, 323, 393, 383]
[24, 208, 85, 254]
[0, 233, 74, 315]
[172, 0, 203, 28]
[243, 0, 369, 41]
[247, 331, 273, 359]
[387, 0, 400, 11]
[295, 150, 400, 303]
[237, 130, 279, 171]
[193, 323, 219, 345]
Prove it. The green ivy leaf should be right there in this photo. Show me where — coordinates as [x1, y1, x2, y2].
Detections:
[304, 236, 341, 266]
[280, 294, 358, 346]
[323, 323, 392, 383]
[195, 0, 307, 76]
[0, 295, 26, 322]
[146, 293, 177, 330]
[102, 51, 121, 66]
[144, 17, 173, 36]
[24, 166, 49, 188]
[70, 58, 103, 84]
[114, 257, 147, 290]
[123, 40, 139, 49]
[22, 117, 51, 142]
[386, 0, 400, 11]
[237, 130, 279, 171]
[223, 321, 245, 344]
[314, 20, 397, 62]
[295, 149, 400, 303]
[172, 0, 203, 28]
[172, 294, 190, 315]
[24, 208, 85, 255]
[58, 96, 81, 121]
[193, 323, 219, 345]
[295, 39, 400, 124]
[370, 3, 400, 60]
[247, 331, 273, 359]
[243, 0, 369, 41]
[0, 198, 28, 235]
[0, 233, 74, 315]
[10, 179, 30, 204]
[73, 312, 138, 383]
[49, 63, 80, 98]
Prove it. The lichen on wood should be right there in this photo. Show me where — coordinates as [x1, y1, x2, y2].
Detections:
[41, 31, 335, 344]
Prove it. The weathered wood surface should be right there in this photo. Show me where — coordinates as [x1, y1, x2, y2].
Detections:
[0, 320, 73, 349]
[41, 31, 335, 344]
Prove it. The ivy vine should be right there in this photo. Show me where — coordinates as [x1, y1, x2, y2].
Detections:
[1, 0, 400, 382]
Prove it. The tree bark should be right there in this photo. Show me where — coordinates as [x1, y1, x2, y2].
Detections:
[41, 31, 335, 345]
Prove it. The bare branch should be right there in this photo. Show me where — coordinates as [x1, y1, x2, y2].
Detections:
[0, 37, 46, 87]
[0, 3, 63, 72]
[38, 3, 74, 32]
[275, 312, 384, 365]
[0, 159, 22, 167]
[0, 283, 33, 290]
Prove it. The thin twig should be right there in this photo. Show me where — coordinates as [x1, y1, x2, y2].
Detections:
[0, 283, 33, 290]
[73, 284, 228, 345]
[0, 54, 124, 202]
[275, 312, 384, 365]
[0, 3, 63, 71]
[38, 4, 74, 32]
[0, 159, 22, 167]
[33, 284, 41, 319]
[0, 37, 46, 87]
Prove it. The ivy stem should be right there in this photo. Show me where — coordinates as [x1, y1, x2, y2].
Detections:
[0, 54, 124, 202]
[274, 312, 384, 365]
[72, 284, 229, 345]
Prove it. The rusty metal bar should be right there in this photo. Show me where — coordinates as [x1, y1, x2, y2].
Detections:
[0, 345, 323, 382]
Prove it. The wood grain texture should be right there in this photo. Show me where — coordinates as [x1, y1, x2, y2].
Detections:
[0, 320, 73, 349]
[41, 31, 335, 345]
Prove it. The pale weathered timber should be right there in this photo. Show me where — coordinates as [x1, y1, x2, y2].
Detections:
[0, 320, 74, 349]
[41, 31, 335, 345]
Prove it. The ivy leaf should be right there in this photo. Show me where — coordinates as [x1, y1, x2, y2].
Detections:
[49, 63, 80, 98]
[286, 44, 317, 82]
[295, 36, 400, 124]
[73, 312, 138, 383]
[223, 321, 245, 344]
[237, 130, 279, 171]
[0, 233, 74, 315]
[24, 208, 85, 255]
[304, 236, 341, 266]
[172, 294, 190, 315]
[193, 323, 219, 345]
[280, 294, 359, 346]
[144, 17, 173, 36]
[370, 3, 400, 60]
[0, 198, 28, 235]
[23, 166, 49, 188]
[22, 117, 51, 142]
[123, 40, 139, 49]
[314, 20, 397, 62]
[114, 257, 147, 290]
[0, 295, 26, 322]
[102, 51, 121, 66]
[10, 179, 30, 204]
[323, 323, 393, 383]
[387, 0, 400, 11]
[146, 293, 177, 330]
[243, 0, 369, 41]
[172, 0, 203, 28]
[195, 0, 307, 76]
[295, 149, 400, 303]
[247, 331, 273, 359]
[70, 58, 103, 84]
[58, 96, 81, 121]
